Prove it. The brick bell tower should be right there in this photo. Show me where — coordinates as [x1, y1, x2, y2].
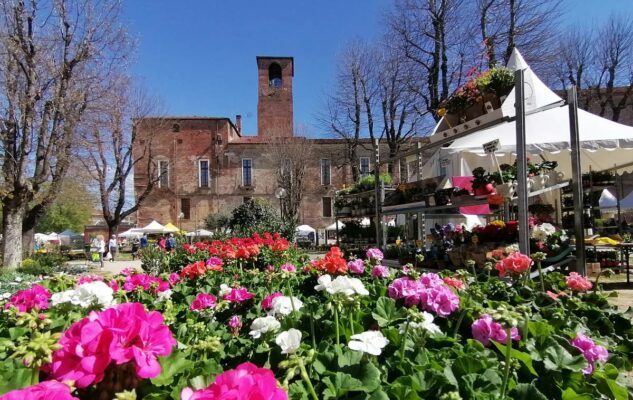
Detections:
[256, 56, 294, 137]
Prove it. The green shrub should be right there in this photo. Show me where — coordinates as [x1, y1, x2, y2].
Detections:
[32, 252, 67, 271]
[17, 258, 52, 276]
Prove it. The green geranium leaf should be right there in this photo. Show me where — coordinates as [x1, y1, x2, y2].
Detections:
[510, 383, 548, 400]
[151, 350, 193, 386]
[492, 341, 538, 376]
[369, 389, 390, 400]
[322, 372, 366, 398]
[372, 297, 402, 327]
[561, 387, 595, 400]
[542, 342, 587, 372]
[0, 360, 38, 393]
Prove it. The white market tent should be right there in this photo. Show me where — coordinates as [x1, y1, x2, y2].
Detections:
[296, 225, 316, 235]
[185, 229, 214, 237]
[325, 221, 345, 231]
[118, 228, 144, 239]
[422, 49, 633, 179]
[35, 232, 58, 242]
[139, 220, 168, 234]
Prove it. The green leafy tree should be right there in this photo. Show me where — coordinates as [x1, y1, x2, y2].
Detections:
[228, 199, 295, 240]
[36, 181, 94, 233]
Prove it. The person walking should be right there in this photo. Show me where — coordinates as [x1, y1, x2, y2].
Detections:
[108, 235, 118, 262]
[166, 233, 176, 252]
[92, 234, 106, 270]
[131, 238, 140, 261]
[140, 233, 148, 248]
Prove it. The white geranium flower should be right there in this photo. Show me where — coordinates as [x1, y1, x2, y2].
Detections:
[14, 276, 22, 283]
[156, 289, 172, 303]
[270, 296, 303, 316]
[314, 274, 332, 291]
[219, 284, 231, 297]
[52, 281, 114, 309]
[275, 328, 302, 354]
[348, 330, 389, 356]
[249, 316, 281, 339]
[328, 276, 369, 297]
[1, 292, 12, 300]
[399, 312, 442, 336]
[531, 223, 556, 241]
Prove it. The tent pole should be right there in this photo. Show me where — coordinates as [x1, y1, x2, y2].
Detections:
[617, 172, 622, 232]
[568, 85, 586, 275]
[416, 142, 423, 244]
[515, 69, 530, 256]
[374, 139, 381, 248]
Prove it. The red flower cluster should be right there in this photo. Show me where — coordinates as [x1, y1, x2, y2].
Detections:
[180, 260, 224, 280]
[312, 247, 348, 275]
[182, 233, 289, 259]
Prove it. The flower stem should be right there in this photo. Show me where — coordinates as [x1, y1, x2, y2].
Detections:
[299, 360, 319, 400]
[400, 320, 410, 364]
[499, 327, 513, 399]
[309, 305, 317, 349]
[333, 305, 340, 347]
[349, 308, 355, 335]
[537, 261, 545, 292]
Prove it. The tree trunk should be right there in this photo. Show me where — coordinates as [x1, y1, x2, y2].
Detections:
[22, 227, 35, 258]
[3, 204, 25, 270]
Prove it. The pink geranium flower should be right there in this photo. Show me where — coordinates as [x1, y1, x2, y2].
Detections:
[181, 362, 288, 400]
[571, 333, 609, 374]
[190, 293, 218, 311]
[566, 272, 593, 292]
[471, 314, 521, 346]
[443, 276, 465, 290]
[168, 273, 181, 285]
[228, 315, 242, 335]
[0, 380, 78, 400]
[366, 248, 384, 262]
[371, 265, 391, 278]
[348, 259, 365, 274]
[495, 252, 533, 278]
[280, 263, 297, 273]
[261, 292, 283, 310]
[4, 284, 51, 313]
[388, 273, 459, 317]
[50, 302, 176, 387]
[223, 287, 254, 303]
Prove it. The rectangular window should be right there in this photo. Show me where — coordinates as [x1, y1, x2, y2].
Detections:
[158, 160, 169, 188]
[322, 197, 332, 217]
[180, 198, 190, 220]
[199, 159, 210, 187]
[321, 158, 331, 186]
[242, 159, 252, 186]
[360, 157, 370, 176]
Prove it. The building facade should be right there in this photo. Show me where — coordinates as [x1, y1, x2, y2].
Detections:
[133, 56, 407, 235]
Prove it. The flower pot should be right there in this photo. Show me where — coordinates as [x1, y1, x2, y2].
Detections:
[465, 100, 485, 121]
[474, 184, 495, 196]
[495, 183, 514, 198]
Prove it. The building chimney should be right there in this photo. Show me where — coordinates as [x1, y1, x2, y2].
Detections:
[235, 115, 242, 133]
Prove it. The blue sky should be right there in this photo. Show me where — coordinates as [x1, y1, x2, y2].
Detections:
[124, 0, 632, 137]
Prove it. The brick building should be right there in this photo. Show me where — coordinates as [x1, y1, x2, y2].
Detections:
[133, 56, 411, 237]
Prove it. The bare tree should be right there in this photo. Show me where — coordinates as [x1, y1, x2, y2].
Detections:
[590, 16, 633, 122]
[387, 0, 468, 122]
[80, 77, 163, 239]
[321, 44, 364, 182]
[265, 126, 315, 223]
[0, 0, 131, 269]
[376, 46, 421, 160]
[474, 0, 562, 69]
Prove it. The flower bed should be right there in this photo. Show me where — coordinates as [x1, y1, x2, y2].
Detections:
[1, 235, 632, 399]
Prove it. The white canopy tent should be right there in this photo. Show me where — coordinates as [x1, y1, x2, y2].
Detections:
[35, 232, 58, 242]
[185, 229, 214, 237]
[423, 49, 633, 179]
[140, 220, 168, 234]
[118, 228, 144, 239]
[296, 225, 316, 235]
[325, 221, 345, 231]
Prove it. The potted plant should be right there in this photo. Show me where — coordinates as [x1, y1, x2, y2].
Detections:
[471, 167, 495, 196]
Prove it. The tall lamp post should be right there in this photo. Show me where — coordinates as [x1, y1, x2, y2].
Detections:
[275, 187, 288, 221]
[177, 212, 184, 233]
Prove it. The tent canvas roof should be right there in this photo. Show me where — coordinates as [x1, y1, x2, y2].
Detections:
[163, 223, 181, 233]
[428, 48, 633, 176]
[185, 229, 213, 237]
[140, 220, 168, 234]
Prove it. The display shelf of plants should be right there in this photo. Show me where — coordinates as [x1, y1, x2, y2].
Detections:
[560, 170, 616, 234]
[2, 234, 632, 400]
[431, 67, 515, 143]
[382, 160, 568, 217]
[334, 173, 394, 218]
